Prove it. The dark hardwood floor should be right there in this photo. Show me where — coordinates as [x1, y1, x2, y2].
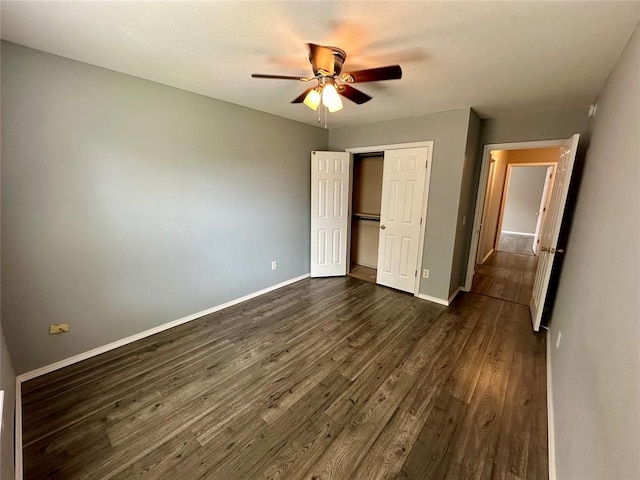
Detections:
[22, 276, 548, 480]
[348, 264, 377, 284]
[472, 251, 538, 306]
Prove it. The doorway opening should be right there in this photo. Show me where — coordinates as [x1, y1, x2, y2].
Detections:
[470, 146, 560, 305]
[349, 152, 383, 284]
[465, 134, 580, 332]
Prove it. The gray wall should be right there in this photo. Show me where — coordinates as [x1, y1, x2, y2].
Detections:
[549, 24, 639, 479]
[329, 108, 472, 301]
[0, 327, 14, 480]
[1, 42, 327, 374]
[450, 110, 481, 295]
[481, 106, 591, 146]
[0, 39, 16, 480]
[501, 165, 548, 234]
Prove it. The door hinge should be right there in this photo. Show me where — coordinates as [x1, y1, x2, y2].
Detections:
[415, 270, 418, 277]
[420, 217, 423, 225]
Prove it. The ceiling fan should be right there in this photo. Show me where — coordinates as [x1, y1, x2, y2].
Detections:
[251, 43, 402, 113]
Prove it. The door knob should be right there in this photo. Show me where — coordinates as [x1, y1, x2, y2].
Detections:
[380, 225, 386, 229]
[541, 246, 564, 254]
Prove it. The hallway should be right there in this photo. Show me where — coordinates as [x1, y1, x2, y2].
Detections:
[471, 251, 538, 306]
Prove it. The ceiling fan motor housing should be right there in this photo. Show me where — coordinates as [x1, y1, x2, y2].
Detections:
[310, 46, 346, 77]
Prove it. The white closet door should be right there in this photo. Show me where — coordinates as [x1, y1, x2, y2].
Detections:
[376, 147, 428, 293]
[310, 151, 351, 277]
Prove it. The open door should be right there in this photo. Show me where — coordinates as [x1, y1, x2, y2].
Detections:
[530, 134, 579, 330]
[376, 147, 428, 293]
[310, 151, 351, 277]
[533, 165, 555, 255]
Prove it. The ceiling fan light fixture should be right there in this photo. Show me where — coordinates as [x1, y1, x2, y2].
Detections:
[303, 88, 321, 111]
[322, 83, 343, 112]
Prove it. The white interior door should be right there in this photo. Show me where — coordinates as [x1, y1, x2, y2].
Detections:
[376, 147, 428, 293]
[533, 165, 555, 255]
[310, 151, 350, 277]
[530, 134, 579, 330]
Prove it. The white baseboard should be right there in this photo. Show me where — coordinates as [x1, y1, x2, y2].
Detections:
[481, 248, 494, 265]
[547, 332, 557, 480]
[13, 273, 310, 480]
[17, 273, 310, 383]
[448, 287, 462, 304]
[416, 289, 460, 307]
[501, 230, 535, 237]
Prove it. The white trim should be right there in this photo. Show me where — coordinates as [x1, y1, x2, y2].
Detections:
[501, 230, 535, 237]
[547, 332, 557, 480]
[345, 141, 433, 154]
[465, 139, 567, 291]
[413, 144, 434, 296]
[16, 273, 309, 383]
[448, 287, 462, 304]
[15, 379, 22, 480]
[416, 293, 449, 306]
[416, 287, 460, 306]
[481, 248, 494, 265]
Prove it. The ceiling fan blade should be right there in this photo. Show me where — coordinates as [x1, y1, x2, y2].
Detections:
[291, 88, 314, 104]
[342, 65, 402, 83]
[252, 73, 307, 81]
[337, 84, 372, 105]
[308, 43, 335, 75]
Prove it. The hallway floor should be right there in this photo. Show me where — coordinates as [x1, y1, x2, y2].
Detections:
[471, 251, 538, 306]
[498, 233, 535, 256]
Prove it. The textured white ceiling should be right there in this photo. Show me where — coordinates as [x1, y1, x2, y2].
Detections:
[2, 1, 640, 128]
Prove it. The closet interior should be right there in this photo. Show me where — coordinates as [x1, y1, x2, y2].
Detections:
[349, 152, 383, 283]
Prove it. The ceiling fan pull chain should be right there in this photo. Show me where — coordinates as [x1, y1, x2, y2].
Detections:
[324, 107, 328, 130]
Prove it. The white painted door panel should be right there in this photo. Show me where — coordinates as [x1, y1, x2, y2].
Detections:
[533, 165, 555, 255]
[376, 147, 428, 293]
[530, 134, 579, 331]
[310, 151, 350, 277]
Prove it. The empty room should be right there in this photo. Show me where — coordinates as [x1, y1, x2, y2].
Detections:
[1, 2, 639, 480]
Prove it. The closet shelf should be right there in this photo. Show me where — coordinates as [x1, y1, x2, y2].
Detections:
[353, 212, 381, 221]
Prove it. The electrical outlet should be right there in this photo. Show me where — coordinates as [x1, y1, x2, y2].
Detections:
[422, 269, 429, 279]
[271, 261, 277, 270]
[556, 331, 562, 348]
[49, 323, 70, 335]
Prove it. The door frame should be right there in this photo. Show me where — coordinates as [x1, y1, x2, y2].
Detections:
[495, 162, 557, 251]
[345, 141, 433, 296]
[476, 152, 498, 264]
[465, 139, 565, 291]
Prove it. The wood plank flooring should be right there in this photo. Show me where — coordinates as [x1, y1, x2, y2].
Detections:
[348, 264, 377, 284]
[472, 252, 538, 306]
[22, 276, 548, 480]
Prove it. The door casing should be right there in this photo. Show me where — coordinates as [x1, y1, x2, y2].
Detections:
[465, 139, 567, 292]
